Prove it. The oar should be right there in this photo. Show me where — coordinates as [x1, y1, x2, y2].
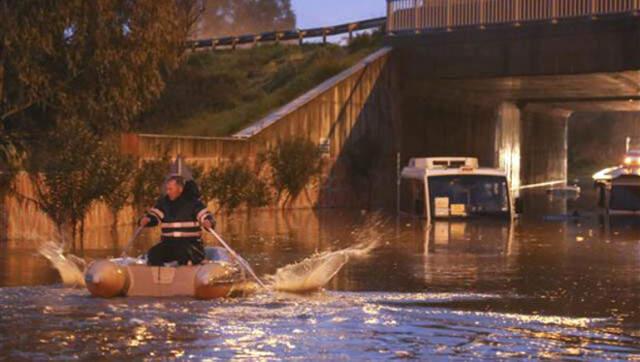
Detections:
[205, 227, 267, 289]
[121, 225, 144, 258]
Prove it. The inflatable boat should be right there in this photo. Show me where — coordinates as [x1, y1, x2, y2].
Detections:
[84, 247, 250, 299]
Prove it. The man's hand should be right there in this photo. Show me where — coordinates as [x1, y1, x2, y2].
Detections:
[140, 217, 151, 227]
[202, 219, 213, 230]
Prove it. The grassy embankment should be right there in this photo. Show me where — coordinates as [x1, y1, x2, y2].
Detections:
[138, 34, 383, 137]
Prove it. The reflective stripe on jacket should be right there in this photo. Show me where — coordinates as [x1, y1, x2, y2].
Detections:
[145, 194, 215, 243]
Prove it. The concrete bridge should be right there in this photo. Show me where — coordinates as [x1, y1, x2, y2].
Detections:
[387, 0, 640, 191]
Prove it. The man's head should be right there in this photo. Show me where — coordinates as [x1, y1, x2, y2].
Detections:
[166, 175, 185, 201]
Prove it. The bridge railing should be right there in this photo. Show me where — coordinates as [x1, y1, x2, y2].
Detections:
[188, 17, 387, 50]
[387, 0, 640, 32]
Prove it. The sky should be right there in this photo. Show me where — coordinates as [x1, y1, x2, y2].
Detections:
[292, 0, 386, 29]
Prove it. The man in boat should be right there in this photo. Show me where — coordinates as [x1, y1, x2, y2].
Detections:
[140, 175, 215, 266]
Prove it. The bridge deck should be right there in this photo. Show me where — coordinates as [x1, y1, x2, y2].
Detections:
[388, 0, 640, 33]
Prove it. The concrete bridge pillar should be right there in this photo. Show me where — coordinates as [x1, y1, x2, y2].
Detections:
[495, 102, 522, 190]
[519, 105, 571, 187]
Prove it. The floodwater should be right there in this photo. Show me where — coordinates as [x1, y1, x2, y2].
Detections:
[1, 187, 640, 360]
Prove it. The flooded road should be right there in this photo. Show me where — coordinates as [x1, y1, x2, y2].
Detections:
[1, 187, 640, 360]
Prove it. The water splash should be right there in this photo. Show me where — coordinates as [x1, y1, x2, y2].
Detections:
[269, 215, 386, 293]
[38, 241, 86, 288]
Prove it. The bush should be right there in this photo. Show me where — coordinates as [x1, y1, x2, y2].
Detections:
[131, 156, 172, 214]
[267, 138, 323, 204]
[27, 120, 133, 248]
[97, 149, 136, 228]
[347, 31, 384, 53]
[188, 161, 205, 186]
[0, 130, 22, 197]
[200, 162, 270, 213]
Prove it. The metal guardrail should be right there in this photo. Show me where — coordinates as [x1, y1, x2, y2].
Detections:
[387, 0, 640, 33]
[187, 17, 387, 50]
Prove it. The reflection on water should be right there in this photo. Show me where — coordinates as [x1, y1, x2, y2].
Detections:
[1, 188, 640, 359]
[1, 288, 637, 360]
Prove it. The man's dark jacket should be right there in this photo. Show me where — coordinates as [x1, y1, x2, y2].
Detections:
[144, 181, 215, 266]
